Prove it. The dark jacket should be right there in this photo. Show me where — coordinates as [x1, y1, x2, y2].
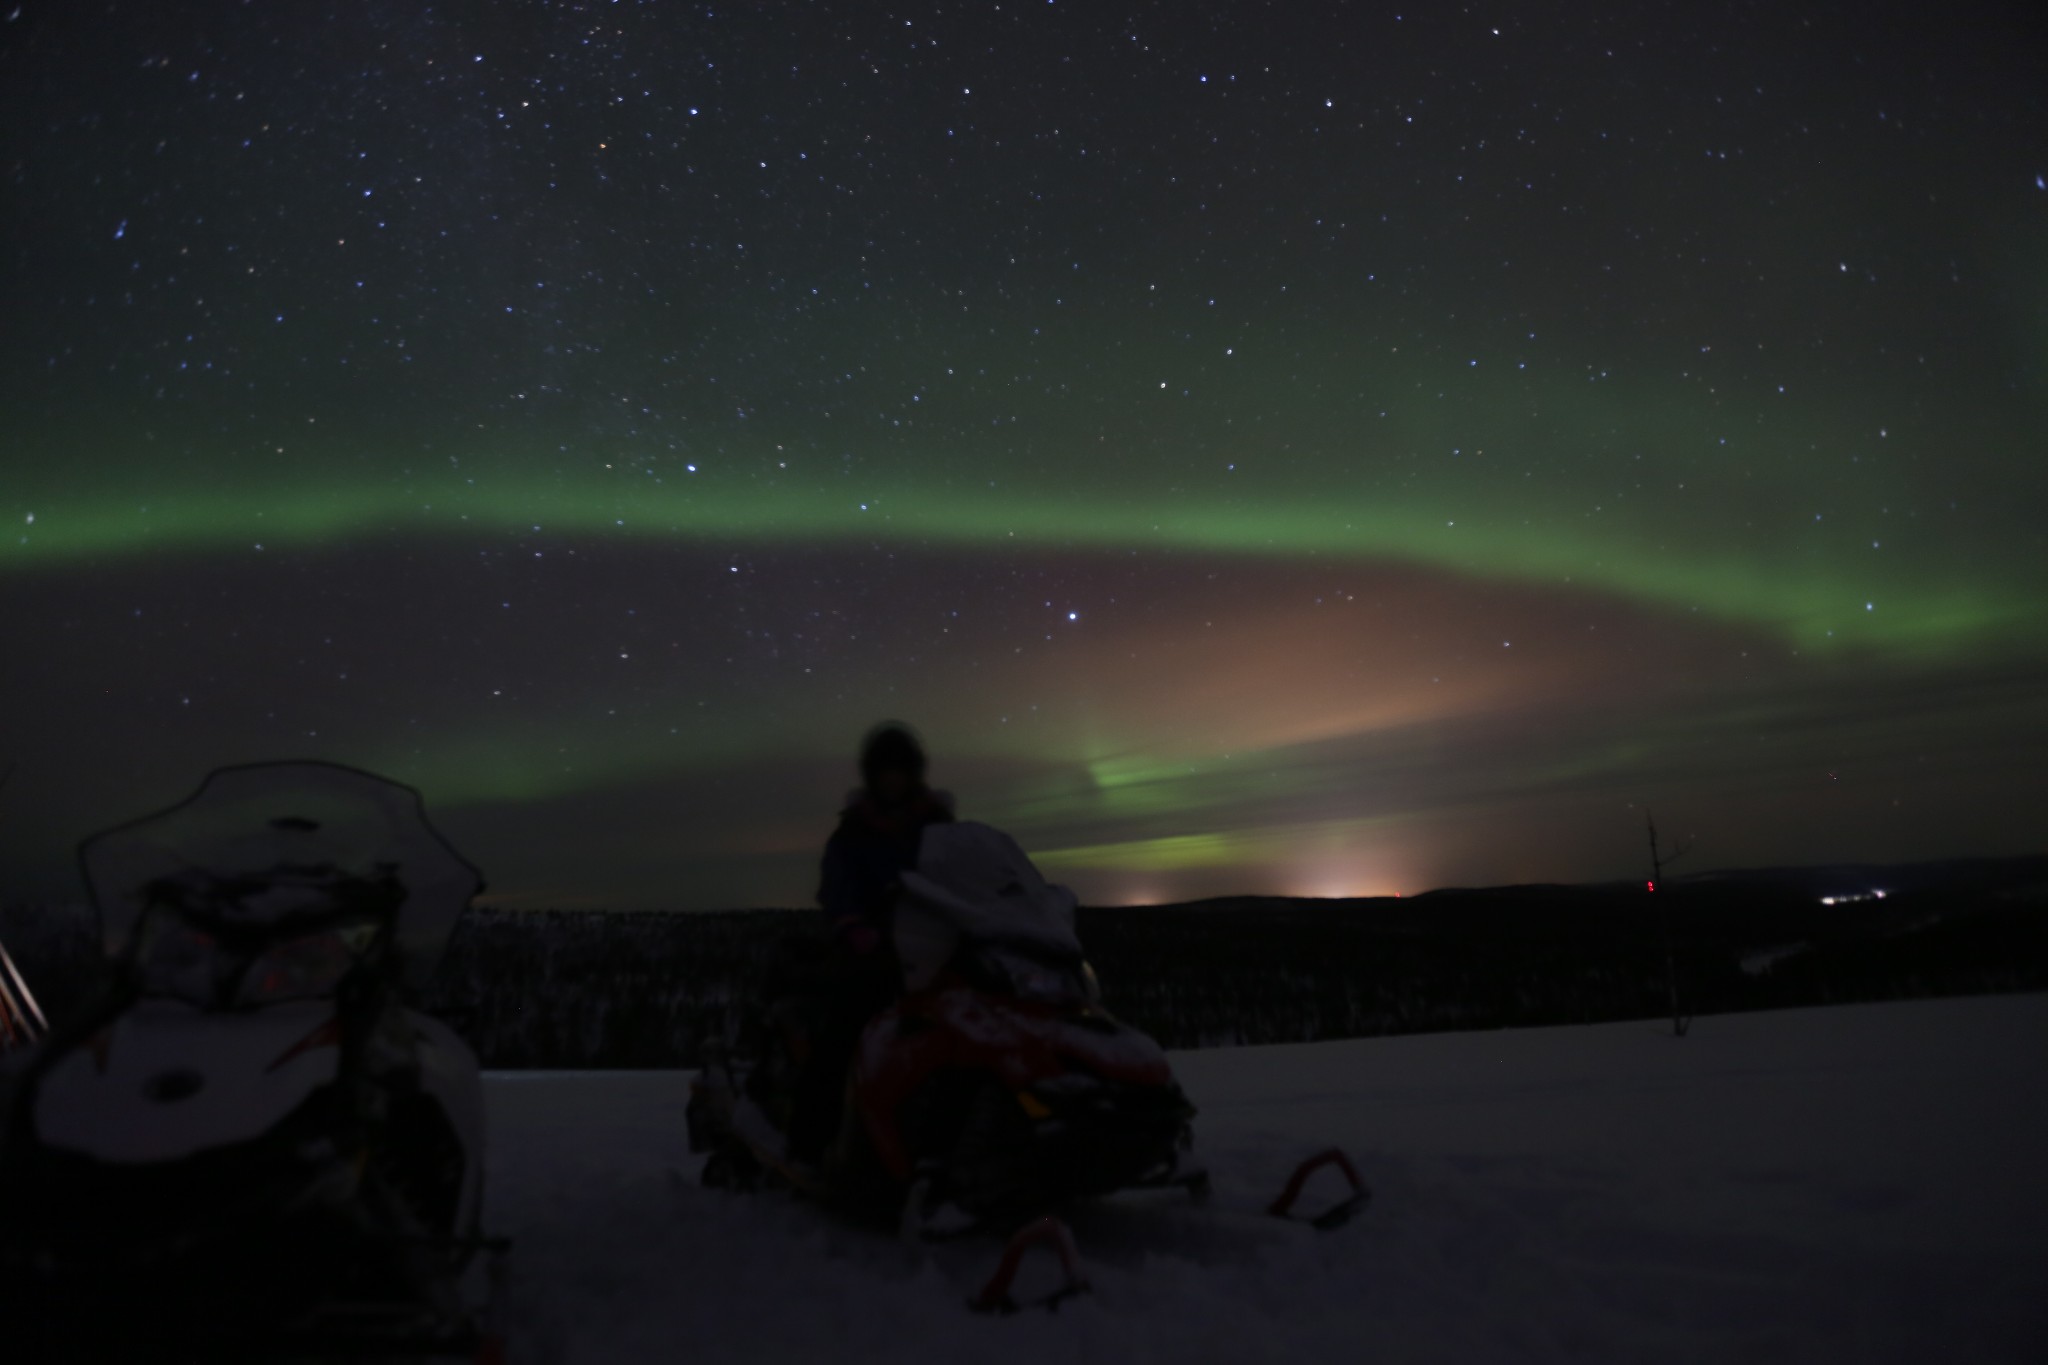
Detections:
[816, 787, 954, 951]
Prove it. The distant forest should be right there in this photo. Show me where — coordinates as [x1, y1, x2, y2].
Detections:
[6, 859, 2042, 1068]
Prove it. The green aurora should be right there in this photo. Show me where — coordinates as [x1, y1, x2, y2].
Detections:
[12, 395, 2037, 658]
[3, 0, 2044, 907]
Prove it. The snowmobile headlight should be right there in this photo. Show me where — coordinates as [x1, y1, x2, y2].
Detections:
[1016, 1090, 1054, 1121]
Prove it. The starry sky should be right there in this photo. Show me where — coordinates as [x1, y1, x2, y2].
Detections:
[3, 1, 2044, 909]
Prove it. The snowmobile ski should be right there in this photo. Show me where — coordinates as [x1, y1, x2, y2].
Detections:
[969, 1215, 1091, 1314]
[1267, 1147, 1372, 1230]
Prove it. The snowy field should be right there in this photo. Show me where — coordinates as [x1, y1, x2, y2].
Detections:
[484, 995, 2048, 1364]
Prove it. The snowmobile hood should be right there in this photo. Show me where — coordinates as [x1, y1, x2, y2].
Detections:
[899, 822, 1080, 957]
[80, 762, 482, 994]
[33, 998, 342, 1164]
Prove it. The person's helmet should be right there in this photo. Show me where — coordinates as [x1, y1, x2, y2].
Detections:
[859, 721, 927, 787]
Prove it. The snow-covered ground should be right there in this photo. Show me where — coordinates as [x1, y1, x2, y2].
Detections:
[485, 995, 2048, 1363]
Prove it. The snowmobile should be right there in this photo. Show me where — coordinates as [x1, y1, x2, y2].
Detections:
[688, 821, 1367, 1311]
[0, 761, 507, 1363]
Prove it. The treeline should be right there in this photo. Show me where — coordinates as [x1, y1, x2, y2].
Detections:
[418, 874, 2047, 1066]
[425, 909, 784, 1069]
[1075, 879, 2048, 1050]
[5, 870, 2043, 1068]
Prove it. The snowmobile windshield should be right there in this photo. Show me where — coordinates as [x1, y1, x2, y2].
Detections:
[898, 823, 1083, 957]
[893, 822, 1088, 995]
[81, 762, 483, 995]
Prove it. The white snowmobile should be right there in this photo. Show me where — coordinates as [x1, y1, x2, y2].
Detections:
[0, 762, 506, 1363]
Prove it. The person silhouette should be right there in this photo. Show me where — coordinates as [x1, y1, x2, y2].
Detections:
[784, 722, 955, 1167]
[816, 722, 955, 954]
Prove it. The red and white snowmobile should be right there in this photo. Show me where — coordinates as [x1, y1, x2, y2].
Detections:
[0, 762, 507, 1363]
[688, 821, 1367, 1311]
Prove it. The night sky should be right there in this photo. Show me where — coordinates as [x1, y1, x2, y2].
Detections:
[3, 2, 2044, 909]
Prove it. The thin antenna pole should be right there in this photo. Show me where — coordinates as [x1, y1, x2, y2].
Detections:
[1647, 811, 1690, 1037]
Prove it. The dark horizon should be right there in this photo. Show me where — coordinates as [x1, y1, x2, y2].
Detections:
[476, 849, 2048, 913]
[3, 2, 2044, 909]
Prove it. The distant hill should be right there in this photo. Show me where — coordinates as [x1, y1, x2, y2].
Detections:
[6, 854, 2043, 1067]
[419, 852, 2048, 1065]
[1059, 854, 2048, 909]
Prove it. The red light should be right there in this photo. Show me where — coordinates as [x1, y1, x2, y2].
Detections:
[266, 1015, 343, 1073]
[1646, 880, 1656, 893]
